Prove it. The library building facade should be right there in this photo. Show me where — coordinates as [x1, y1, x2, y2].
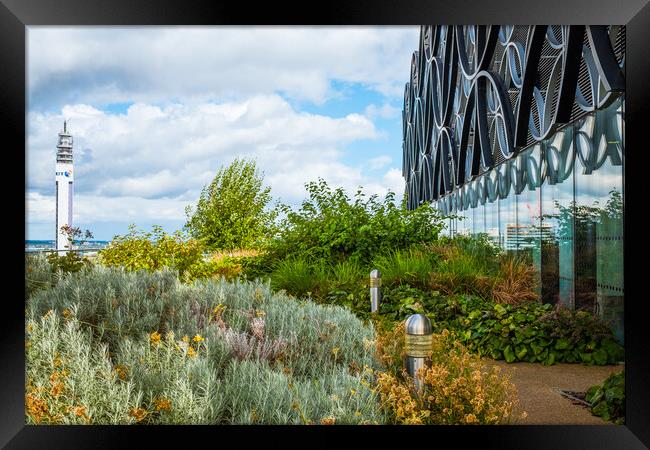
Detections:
[401, 26, 625, 341]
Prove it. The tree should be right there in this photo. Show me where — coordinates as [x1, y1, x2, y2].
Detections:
[184, 158, 276, 250]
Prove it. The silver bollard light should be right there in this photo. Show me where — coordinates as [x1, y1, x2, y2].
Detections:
[369, 269, 381, 313]
[404, 314, 433, 393]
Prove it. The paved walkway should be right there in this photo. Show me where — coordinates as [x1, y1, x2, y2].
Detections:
[482, 359, 625, 425]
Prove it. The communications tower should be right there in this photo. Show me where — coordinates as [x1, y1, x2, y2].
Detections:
[55, 121, 74, 252]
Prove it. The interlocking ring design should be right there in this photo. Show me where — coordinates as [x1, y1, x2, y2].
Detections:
[403, 25, 625, 209]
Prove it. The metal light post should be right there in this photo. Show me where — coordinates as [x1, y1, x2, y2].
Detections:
[369, 269, 381, 313]
[404, 314, 433, 393]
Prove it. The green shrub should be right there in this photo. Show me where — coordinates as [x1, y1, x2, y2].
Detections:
[47, 251, 93, 275]
[265, 178, 445, 267]
[585, 370, 624, 424]
[372, 285, 622, 366]
[98, 225, 217, 282]
[434, 295, 623, 366]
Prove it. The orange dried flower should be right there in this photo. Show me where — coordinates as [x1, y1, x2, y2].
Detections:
[114, 365, 128, 381]
[26, 393, 49, 424]
[128, 407, 147, 423]
[320, 416, 336, 425]
[154, 397, 171, 411]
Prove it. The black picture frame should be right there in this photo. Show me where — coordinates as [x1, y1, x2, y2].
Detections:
[3, 0, 649, 448]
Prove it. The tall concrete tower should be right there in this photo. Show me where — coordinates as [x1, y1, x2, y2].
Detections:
[55, 121, 74, 252]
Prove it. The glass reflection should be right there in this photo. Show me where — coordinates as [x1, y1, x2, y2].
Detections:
[430, 96, 623, 343]
[540, 125, 575, 308]
[574, 99, 624, 342]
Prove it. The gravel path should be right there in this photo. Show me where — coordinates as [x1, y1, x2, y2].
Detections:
[482, 359, 625, 425]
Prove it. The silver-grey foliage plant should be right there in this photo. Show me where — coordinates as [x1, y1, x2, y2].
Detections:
[26, 263, 384, 424]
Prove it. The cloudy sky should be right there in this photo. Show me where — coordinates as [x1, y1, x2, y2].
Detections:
[26, 26, 419, 240]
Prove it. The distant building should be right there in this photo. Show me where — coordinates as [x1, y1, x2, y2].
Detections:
[504, 223, 554, 251]
[55, 121, 74, 252]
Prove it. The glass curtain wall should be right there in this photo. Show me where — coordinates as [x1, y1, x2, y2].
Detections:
[438, 96, 624, 341]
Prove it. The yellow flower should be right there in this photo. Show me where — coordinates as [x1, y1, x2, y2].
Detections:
[150, 331, 161, 345]
[187, 347, 197, 358]
[62, 308, 72, 319]
[350, 388, 357, 396]
[182, 335, 190, 344]
[192, 334, 204, 343]
[331, 347, 340, 357]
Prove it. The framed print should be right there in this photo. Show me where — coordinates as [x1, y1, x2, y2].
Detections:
[3, 0, 650, 448]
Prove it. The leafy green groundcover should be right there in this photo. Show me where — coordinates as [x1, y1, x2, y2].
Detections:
[585, 370, 625, 424]
[378, 286, 623, 366]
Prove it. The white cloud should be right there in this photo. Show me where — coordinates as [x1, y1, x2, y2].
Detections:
[364, 102, 401, 120]
[26, 27, 418, 238]
[368, 155, 392, 171]
[27, 191, 189, 224]
[28, 27, 419, 106]
[27, 96, 406, 230]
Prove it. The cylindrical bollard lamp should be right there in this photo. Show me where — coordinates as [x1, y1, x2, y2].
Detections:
[404, 314, 433, 393]
[369, 269, 381, 313]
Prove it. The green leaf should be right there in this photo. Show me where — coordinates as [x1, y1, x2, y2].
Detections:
[605, 386, 624, 402]
[591, 401, 610, 420]
[515, 345, 528, 360]
[545, 351, 556, 366]
[494, 304, 507, 317]
[554, 338, 569, 350]
[593, 348, 608, 365]
[504, 345, 516, 363]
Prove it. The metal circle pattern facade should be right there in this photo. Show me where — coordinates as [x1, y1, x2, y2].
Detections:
[402, 26, 625, 210]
